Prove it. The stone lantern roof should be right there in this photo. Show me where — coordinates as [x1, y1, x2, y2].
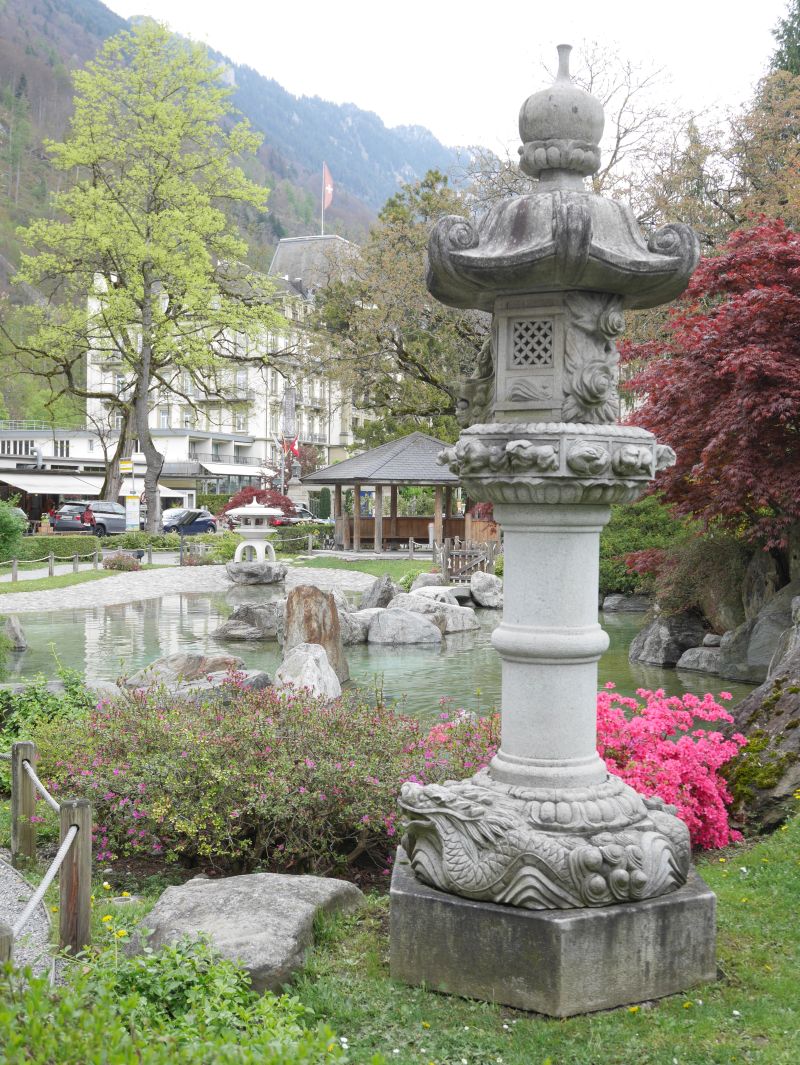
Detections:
[426, 45, 699, 312]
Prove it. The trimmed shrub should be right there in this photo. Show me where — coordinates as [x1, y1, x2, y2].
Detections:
[197, 492, 230, 512]
[102, 552, 141, 572]
[0, 500, 26, 560]
[272, 523, 325, 554]
[35, 685, 424, 872]
[108, 531, 181, 551]
[7, 534, 101, 562]
[317, 487, 332, 520]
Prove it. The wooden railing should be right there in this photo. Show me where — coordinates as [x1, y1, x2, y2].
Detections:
[0, 741, 92, 962]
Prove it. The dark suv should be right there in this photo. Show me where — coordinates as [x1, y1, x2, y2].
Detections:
[53, 500, 127, 537]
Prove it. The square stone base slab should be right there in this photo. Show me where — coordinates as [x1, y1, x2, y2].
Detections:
[390, 847, 716, 1018]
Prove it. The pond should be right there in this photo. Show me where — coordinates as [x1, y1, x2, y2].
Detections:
[5, 587, 754, 719]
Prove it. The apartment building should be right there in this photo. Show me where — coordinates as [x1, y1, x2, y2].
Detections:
[82, 234, 366, 500]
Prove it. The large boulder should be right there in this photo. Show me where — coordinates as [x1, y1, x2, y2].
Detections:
[410, 572, 444, 592]
[742, 551, 783, 620]
[470, 571, 504, 609]
[275, 643, 341, 700]
[225, 561, 288, 585]
[767, 596, 800, 679]
[675, 646, 723, 674]
[3, 615, 27, 651]
[338, 610, 371, 646]
[718, 580, 800, 684]
[123, 653, 245, 690]
[143, 872, 363, 993]
[412, 586, 461, 606]
[628, 613, 706, 667]
[601, 594, 651, 613]
[283, 585, 348, 684]
[368, 610, 442, 645]
[724, 645, 800, 830]
[212, 601, 285, 642]
[360, 573, 401, 610]
[387, 592, 479, 635]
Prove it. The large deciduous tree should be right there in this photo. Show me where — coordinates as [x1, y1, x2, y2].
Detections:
[624, 220, 800, 553]
[314, 171, 488, 445]
[1, 21, 284, 529]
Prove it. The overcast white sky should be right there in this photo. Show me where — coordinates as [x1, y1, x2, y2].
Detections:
[104, 0, 789, 153]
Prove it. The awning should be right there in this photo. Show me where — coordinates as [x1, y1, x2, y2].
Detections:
[0, 472, 103, 496]
[119, 478, 184, 499]
[200, 462, 276, 478]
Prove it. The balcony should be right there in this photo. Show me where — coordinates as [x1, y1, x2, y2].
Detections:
[189, 451, 267, 467]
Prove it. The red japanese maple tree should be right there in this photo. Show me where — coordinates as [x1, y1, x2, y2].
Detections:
[219, 486, 296, 517]
[624, 219, 800, 548]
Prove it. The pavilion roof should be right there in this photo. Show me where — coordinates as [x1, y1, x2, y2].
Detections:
[302, 432, 459, 487]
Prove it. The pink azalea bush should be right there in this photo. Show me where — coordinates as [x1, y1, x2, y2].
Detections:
[32, 680, 746, 873]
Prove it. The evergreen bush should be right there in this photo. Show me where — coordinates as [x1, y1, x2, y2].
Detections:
[5, 534, 101, 561]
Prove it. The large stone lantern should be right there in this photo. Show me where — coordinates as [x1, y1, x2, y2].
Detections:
[228, 500, 283, 563]
[390, 46, 716, 1017]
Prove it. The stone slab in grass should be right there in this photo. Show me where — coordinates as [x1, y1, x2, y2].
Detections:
[144, 872, 364, 993]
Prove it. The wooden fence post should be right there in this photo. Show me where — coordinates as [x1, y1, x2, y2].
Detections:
[408, 538, 414, 559]
[47, 552, 54, 578]
[11, 741, 37, 867]
[93, 549, 99, 570]
[59, 799, 92, 955]
[147, 545, 153, 565]
[307, 533, 313, 553]
[0, 921, 12, 964]
[72, 553, 79, 573]
[11, 558, 17, 582]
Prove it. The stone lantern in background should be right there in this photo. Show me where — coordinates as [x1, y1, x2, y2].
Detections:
[390, 46, 716, 1017]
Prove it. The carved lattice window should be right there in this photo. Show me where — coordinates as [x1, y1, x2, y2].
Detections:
[511, 319, 554, 367]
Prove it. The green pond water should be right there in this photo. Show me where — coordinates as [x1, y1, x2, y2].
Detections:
[7, 587, 754, 719]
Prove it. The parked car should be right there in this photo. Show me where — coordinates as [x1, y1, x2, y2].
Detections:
[161, 508, 217, 535]
[53, 500, 127, 537]
[268, 505, 333, 527]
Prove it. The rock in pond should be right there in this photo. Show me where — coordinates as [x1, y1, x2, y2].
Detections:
[412, 586, 461, 606]
[602, 594, 651, 613]
[676, 646, 723, 674]
[212, 601, 285, 641]
[143, 872, 363, 993]
[275, 642, 341, 700]
[470, 571, 503, 609]
[368, 610, 442, 645]
[283, 585, 348, 684]
[123, 652, 246, 690]
[387, 592, 479, 634]
[718, 579, 800, 684]
[410, 572, 444, 592]
[225, 561, 287, 585]
[3, 615, 27, 651]
[360, 573, 401, 609]
[628, 612, 706, 668]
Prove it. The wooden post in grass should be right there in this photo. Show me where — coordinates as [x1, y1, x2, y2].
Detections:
[59, 799, 92, 955]
[11, 741, 37, 867]
[11, 559, 17, 582]
[93, 549, 99, 570]
[147, 545, 153, 565]
[73, 553, 79, 573]
[0, 922, 12, 963]
[48, 552, 54, 578]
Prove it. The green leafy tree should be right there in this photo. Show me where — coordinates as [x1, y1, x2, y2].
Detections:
[772, 0, 800, 73]
[2, 22, 284, 529]
[315, 171, 488, 439]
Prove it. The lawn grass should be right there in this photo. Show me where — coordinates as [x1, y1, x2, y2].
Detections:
[294, 816, 800, 1065]
[0, 565, 165, 595]
[289, 556, 433, 582]
[2, 786, 798, 1063]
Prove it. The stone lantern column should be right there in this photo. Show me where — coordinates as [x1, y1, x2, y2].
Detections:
[390, 45, 717, 1017]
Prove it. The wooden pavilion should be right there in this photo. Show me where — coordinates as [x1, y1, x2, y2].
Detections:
[302, 432, 463, 551]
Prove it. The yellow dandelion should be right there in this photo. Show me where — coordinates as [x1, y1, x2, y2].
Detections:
[115, 929, 128, 938]
[120, 891, 131, 898]
[683, 1001, 693, 1009]
[718, 857, 726, 863]
[628, 1005, 640, 1013]
[50, 906, 58, 913]
[102, 881, 111, 890]
[101, 915, 113, 923]
[422, 1021, 431, 1029]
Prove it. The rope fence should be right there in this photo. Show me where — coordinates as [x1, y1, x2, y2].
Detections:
[0, 549, 103, 581]
[0, 740, 92, 964]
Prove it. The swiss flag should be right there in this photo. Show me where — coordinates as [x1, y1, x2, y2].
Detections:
[285, 435, 300, 457]
[323, 162, 334, 209]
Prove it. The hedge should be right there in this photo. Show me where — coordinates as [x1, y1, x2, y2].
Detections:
[2, 534, 102, 562]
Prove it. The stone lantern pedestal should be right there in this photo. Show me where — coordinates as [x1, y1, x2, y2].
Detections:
[389, 45, 717, 1015]
[227, 500, 283, 564]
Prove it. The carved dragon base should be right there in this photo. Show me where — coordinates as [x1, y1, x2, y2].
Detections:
[399, 770, 691, 910]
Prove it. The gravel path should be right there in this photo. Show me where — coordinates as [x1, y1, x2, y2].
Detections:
[0, 857, 52, 980]
[0, 564, 376, 614]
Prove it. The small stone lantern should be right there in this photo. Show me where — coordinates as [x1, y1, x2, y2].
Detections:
[228, 500, 283, 564]
[390, 46, 716, 1017]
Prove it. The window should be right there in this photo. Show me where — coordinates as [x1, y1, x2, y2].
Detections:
[182, 408, 195, 429]
[112, 411, 124, 430]
[235, 412, 246, 432]
[236, 369, 247, 393]
[159, 406, 171, 429]
[269, 411, 279, 433]
[54, 440, 70, 458]
[212, 442, 221, 460]
[114, 373, 126, 394]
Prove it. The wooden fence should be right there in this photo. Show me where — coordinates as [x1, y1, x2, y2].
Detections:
[436, 537, 501, 583]
[0, 741, 92, 963]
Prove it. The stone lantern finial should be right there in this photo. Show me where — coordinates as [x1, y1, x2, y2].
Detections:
[518, 43, 604, 184]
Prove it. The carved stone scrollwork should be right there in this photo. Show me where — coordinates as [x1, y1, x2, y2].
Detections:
[456, 336, 495, 428]
[655, 444, 677, 471]
[566, 440, 611, 475]
[612, 444, 653, 476]
[399, 771, 691, 910]
[519, 138, 601, 179]
[561, 292, 622, 424]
